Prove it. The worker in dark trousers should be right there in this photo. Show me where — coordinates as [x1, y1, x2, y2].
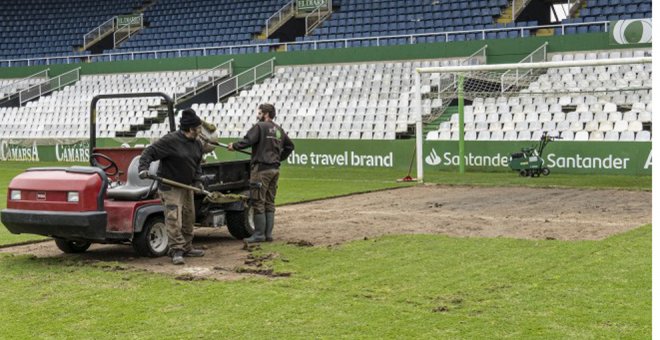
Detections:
[228, 103, 294, 247]
[138, 109, 206, 265]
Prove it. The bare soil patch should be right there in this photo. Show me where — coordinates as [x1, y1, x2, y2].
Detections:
[1, 185, 651, 280]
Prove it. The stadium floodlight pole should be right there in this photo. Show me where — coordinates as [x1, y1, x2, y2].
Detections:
[414, 70, 424, 182]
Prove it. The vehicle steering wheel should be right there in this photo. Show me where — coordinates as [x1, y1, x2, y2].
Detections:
[90, 153, 119, 177]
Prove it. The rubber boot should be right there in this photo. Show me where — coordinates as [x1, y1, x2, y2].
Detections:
[243, 213, 266, 248]
[265, 212, 275, 242]
[171, 250, 185, 265]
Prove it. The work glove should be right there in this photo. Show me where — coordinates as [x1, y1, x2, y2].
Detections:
[138, 170, 150, 180]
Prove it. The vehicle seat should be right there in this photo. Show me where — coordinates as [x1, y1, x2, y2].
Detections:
[106, 156, 159, 201]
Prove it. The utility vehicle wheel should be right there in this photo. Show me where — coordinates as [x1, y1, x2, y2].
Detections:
[542, 167, 550, 176]
[132, 216, 169, 257]
[226, 206, 255, 240]
[519, 170, 528, 177]
[54, 238, 91, 253]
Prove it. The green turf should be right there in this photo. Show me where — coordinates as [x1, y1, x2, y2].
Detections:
[0, 225, 650, 338]
[0, 162, 651, 245]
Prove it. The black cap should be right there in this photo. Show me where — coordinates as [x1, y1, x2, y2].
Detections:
[180, 108, 202, 130]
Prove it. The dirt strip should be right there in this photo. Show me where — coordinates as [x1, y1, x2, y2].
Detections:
[1, 185, 651, 280]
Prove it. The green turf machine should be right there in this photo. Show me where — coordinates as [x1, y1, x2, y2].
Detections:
[509, 132, 561, 177]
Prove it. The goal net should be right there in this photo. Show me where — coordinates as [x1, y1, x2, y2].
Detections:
[411, 52, 652, 180]
[434, 53, 652, 106]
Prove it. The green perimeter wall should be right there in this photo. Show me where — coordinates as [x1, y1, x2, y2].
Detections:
[0, 138, 651, 175]
[0, 32, 650, 78]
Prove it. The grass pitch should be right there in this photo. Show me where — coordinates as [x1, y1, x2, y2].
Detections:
[0, 161, 651, 338]
[0, 226, 650, 338]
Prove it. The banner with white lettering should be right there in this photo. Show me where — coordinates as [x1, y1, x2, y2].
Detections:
[0, 138, 651, 175]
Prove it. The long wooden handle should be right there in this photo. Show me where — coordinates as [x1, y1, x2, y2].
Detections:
[199, 135, 251, 155]
[149, 175, 210, 195]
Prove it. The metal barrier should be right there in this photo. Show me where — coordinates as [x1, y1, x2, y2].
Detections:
[501, 42, 548, 92]
[265, 0, 296, 37]
[18, 68, 80, 105]
[83, 17, 116, 49]
[0, 20, 618, 68]
[0, 69, 49, 102]
[174, 59, 234, 104]
[305, 0, 333, 35]
[217, 58, 275, 100]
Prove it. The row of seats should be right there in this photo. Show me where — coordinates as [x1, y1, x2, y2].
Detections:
[581, 4, 651, 17]
[462, 107, 652, 122]
[428, 130, 651, 141]
[442, 114, 649, 132]
[290, 23, 538, 51]
[309, 20, 538, 38]
[344, 0, 505, 11]
[119, 34, 258, 51]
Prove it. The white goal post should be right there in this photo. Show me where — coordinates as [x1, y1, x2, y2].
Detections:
[412, 56, 653, 181]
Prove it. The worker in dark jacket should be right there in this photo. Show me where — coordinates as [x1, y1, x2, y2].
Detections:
[228, 103, 294, 247]
[138, 108, 205, 265]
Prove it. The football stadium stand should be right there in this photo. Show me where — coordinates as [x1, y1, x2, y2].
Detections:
[0, 0, 141, 60]
[0, 70, 231, 139]
[0, 0, 651, 63]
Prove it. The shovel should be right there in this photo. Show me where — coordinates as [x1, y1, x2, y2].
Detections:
[147, 174, 247, 204]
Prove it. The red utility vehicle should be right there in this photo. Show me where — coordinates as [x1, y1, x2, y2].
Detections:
[1, 93, 253, 256]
